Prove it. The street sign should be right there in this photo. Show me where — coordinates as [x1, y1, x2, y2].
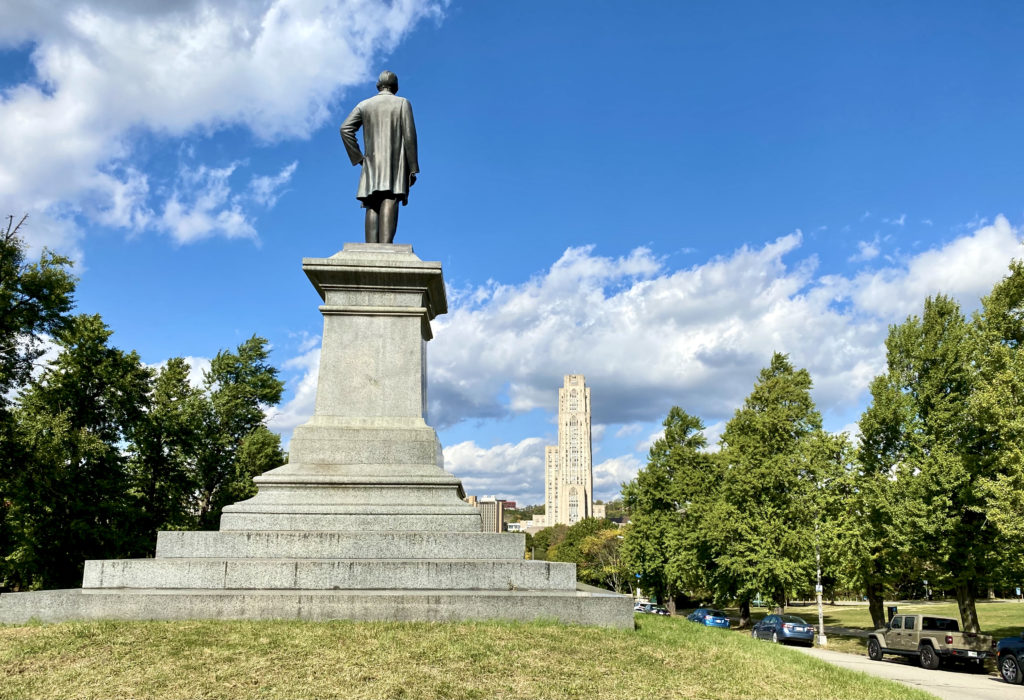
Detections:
[1016, 587, 1021, 596]
[815, 584, 823, 593]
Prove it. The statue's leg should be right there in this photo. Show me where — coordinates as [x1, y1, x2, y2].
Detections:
[380, 198, 399, 244]
[364, 201, 380, 243]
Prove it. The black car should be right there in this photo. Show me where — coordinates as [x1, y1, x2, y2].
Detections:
[997, 632, 1024, 684]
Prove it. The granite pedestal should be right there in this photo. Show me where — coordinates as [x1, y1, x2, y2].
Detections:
[0, 244, 634, 629]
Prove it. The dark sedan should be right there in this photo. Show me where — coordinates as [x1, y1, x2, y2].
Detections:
[997, 632, 1024, 684]
[752, 614, 815, 646]
[686, 607, 731, 628]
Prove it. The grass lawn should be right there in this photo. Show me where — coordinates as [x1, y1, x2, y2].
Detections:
[0, 615, 935, 700]
[721, 598, 1024, 661]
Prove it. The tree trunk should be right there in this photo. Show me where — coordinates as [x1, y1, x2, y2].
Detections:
[988, 587, 996, 600]
[955, 582, 981, 633]
[738, 599, 751, 628]
[866, 581, 886, 629]
[774, 588, 786, 614]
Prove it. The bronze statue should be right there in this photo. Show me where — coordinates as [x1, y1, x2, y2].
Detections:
[340, 70, 419, 244]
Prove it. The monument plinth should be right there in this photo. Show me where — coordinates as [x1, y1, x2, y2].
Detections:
[0, 243, 635, 629]
[221, 244, 482, 532]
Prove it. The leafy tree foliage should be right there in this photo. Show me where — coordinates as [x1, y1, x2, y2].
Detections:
[529, 524, 567, 561]
[193, 337, 285, 529]
[547, 517, 619, 588]
[621, 356, 841, 624]
[621, 407, 716, 607]
[0, 215, 76, 589]
[4, 315, 153, 588]
[713, 353, 841, 621]
[857, 265, 1024, 633]
[0, 215, 76, 408]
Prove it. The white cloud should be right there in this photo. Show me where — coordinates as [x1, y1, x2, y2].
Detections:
[850, 215, 1022, 318]
[158, 162, 256, 244]
[266, 346, 320, 442]
[614, 423, 643, 438]
[443, 438, 547, 502]
[883, 213, 906, 227]
[249, 161, 298, 208]
[429, 217, 1023, 436]
[593, 454, 644, 501]
[849, 235, 881, 262]
[0, 0, 442, 251]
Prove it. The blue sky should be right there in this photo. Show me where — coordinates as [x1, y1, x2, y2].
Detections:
[2, 1, 1023, 505]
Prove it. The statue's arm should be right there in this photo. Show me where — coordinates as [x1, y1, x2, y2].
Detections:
[403, 99, 419, 178]
[339, 106, 364, 166]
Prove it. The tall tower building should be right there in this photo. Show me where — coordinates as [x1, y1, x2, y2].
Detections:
[542, 374, 593, 526]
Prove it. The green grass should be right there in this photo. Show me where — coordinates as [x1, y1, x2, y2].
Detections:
[0, 616, 935, 700]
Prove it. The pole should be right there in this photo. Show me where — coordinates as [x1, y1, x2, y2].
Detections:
[815, 525, 827, 647]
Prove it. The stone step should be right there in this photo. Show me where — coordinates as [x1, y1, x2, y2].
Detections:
[82, 558, 576, 592]
[0, 587, 635, 629]
[219, 506, 483, 532]
[155, 530, 525, 560]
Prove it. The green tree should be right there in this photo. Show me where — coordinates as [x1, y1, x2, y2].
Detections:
[581, 527, 630, 593]
[4, 315, 152, 588]
[714, 353, 834, 623]
[530, 524, 568, 561]
[548, 517, 618, 587]
[0, 215, 76, 407]
[621, 407, 716, 608]
[193, 336, 285, 529]
[0, 215, 76, 587]
[974, 262, 1024, 553]
[864, 289, 1014, 633]
[127, 358, 208, 542]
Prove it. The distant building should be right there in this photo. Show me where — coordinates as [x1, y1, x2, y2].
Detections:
[541, 374, 594, 527]
[593, 503, 606, 519]
[478, 498, 506, 533]
[503, 501, 517, 510]
[506, 522, 522, 532]
[465, 495, 478, 506]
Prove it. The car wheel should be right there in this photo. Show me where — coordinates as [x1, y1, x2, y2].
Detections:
[772, 631, 779, 644]
[867, 638, 883, 661]
[919, 644, 940, 670]
[1001, 654, 1024, 685]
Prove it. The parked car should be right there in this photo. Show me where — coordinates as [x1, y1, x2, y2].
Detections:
[997, 632, 1024, 684]
[866, 614, 993, 670]
[751, 614, 815, 646]
[686, 607, 730, 628]
[634, 603, 670, 616]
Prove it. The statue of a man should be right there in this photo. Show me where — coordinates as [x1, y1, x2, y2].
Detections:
[340, 70, 419, 244]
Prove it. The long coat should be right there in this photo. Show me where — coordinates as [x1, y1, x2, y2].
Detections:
[340, 92, 419, 205]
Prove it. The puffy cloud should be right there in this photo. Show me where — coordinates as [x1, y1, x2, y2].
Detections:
[849, 215, 1022, 319]
[443, 438, 547, 502]
[0, 0, 442, 249]
[429, 217, 1023, 435]
[266, 346, 320, 442]
[849, 235, 881, 262]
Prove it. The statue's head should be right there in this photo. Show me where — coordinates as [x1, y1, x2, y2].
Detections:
[376, 70, 399, 94]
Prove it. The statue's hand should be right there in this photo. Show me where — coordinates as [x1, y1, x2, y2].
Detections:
[410, 173, 417, 186]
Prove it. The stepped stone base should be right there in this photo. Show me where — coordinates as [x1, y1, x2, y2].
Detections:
[0, 587, 634, 628]
[0, 245, 636, 630]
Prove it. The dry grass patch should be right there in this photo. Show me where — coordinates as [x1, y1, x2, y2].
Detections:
[0, 615, 937, 700]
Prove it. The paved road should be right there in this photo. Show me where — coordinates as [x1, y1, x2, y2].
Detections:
[792, 645, 1019, 700]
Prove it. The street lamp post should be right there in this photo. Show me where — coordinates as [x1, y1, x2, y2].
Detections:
[815, 524, 827, 647]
